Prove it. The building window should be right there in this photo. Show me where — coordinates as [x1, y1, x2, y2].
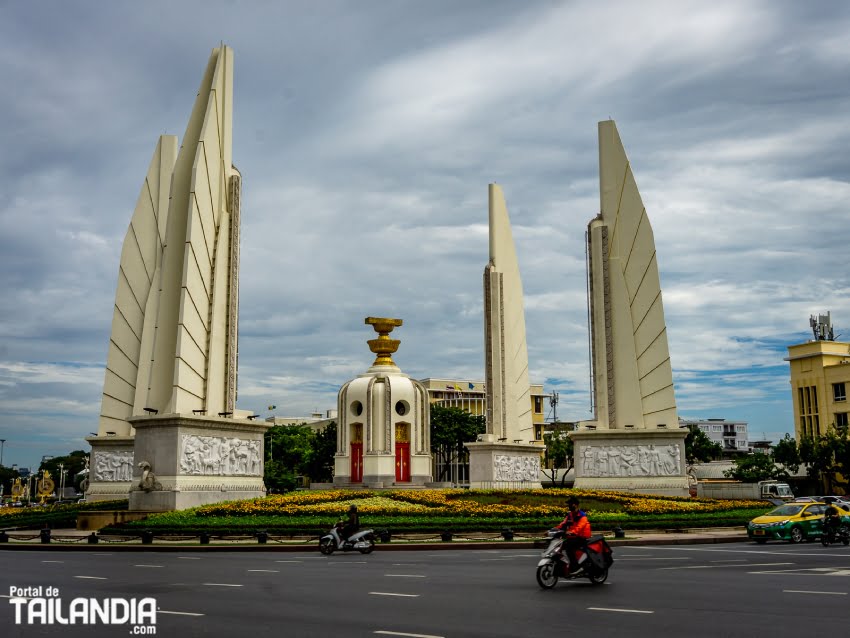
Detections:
[834, 383, 846, 402]
[837, 413, 849, 427]
[534, 397, 542, 413]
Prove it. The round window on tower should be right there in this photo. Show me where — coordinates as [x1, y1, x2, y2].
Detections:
[395, 400, 410, 416]
[351, 401, 363, 416]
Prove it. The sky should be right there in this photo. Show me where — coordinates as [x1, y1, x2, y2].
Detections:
[1, 0, 849, 471]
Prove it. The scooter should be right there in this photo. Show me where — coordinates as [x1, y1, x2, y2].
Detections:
[536, 529, 613, 589]
[319, 522, 376, 555]
[821, 520, 850, 546]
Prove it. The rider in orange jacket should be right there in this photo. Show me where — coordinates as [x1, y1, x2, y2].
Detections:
[557, 496, 592, 571]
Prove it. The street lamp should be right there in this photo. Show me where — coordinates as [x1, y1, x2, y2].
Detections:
[0, 439, 5, 467]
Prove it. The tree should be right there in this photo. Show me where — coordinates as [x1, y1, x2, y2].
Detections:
[724, 453, 781, 482]
[264, 424, 314, 493]
[303, 422, 337, 484]
[799, 423, 850, 493]
[542, 429, 573, 486]
[429, 405, 485, 482]
[772, 434, 801, 476]
[0, 465, 20, 500]
[684, 424, 722, 464]
[39, 450, 89, 492]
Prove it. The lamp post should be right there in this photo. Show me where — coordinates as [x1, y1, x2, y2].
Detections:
[0, 439, 5, 467]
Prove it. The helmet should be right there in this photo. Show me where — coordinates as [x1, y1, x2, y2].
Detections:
[567, 496, 579, 507]
[349, 504, 358, 512]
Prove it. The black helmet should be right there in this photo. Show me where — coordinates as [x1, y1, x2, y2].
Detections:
[349, 504, 357, 512]
[567, 496, 579, 507]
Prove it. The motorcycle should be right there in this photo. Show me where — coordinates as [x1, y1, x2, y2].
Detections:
[319, 522, 376, 555]
[821, 519, 850, 546]
[536, 529, 614, 589]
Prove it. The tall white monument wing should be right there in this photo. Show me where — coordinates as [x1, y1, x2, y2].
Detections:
[589, 120, 677, 429]
[484, 184, 533, 441]
[148, 45, 240, 415]
[98, 135, 177, 435]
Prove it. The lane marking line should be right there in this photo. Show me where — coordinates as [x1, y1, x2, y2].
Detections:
[275, 560, 304, 563]
[41, 560, 64, 563]
[384, 574, 426, 578]
[248, 569, 279, 573]
[134, 565, 164, 568]
[0, 595, 34, 600]
[658, 562, 793, 571]
[202, 583, 243, 587]
[374, 631, 444, 638]
[783, 590, 847, 595]
[74, 576, 107, 580]
[369, 592, 420, 598]
[588, 607, 653, 614]
[158, 610, 206, 616]
[617, 557, 690, 561]
[177, 557, 201, 560]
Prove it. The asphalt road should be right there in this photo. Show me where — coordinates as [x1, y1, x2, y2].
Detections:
[2, 542, 850, 638]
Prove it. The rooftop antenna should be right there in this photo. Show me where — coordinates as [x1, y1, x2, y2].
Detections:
[810, 312, 835, 341]
[549, 391, 559, 423]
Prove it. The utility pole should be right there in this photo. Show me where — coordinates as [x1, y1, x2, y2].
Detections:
[0, 439, 6, 467]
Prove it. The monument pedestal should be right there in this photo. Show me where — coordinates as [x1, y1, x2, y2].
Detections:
[465, 435, 542, 489]
[570, 428, 688, 496]
[127, 413, 269, 512]
[85, 435, 135, 503]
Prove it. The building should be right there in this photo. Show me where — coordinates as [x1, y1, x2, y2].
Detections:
[681, 418, 749, 454]
[417, 378, 548, 441]
[786, 315, 850, 440]
[266, 410, 337, 433]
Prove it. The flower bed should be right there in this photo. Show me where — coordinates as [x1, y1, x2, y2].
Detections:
[100, 489, 771, 536]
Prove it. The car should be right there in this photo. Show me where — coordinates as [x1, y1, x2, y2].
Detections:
[746, 502, 850, 544]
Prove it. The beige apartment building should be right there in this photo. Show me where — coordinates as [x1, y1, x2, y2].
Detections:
[416, 378, 549, 442]
[786, 339, 850, 439]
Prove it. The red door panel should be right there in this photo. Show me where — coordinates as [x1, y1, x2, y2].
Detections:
[395, 442, 410, 482]
[350, 442, 363, 483]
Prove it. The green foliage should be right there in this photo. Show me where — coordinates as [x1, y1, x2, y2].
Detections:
[772, 434, 801, 475]
[264, 422, 337, 491]
[429, 405, 485, 481]
[799, 423, 850, 493]
[684, 424, 722, 464]
[0, 500, 128, 530]
[724, 453, 783, 482]
[542, 430, 573, 486]
[0, 465, 20, 498]
[39, 450, 89, 489]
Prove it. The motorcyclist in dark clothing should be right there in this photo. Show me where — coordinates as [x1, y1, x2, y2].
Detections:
[341, 504, 360, 540]
[824, 504, 841, 532]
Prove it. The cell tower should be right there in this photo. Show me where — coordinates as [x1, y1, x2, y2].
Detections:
[810, 312, 835, 341]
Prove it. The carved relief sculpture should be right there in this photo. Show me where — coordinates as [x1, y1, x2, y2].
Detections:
[180, 435, 262, 476]
[580, 444, 681, 477]
[494, 454, 540, 482]
[93, 450, 135, 482]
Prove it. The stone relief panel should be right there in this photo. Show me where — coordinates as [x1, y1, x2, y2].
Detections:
[93, 450, 134, 482]
[494, 455, 540, 482]
[180, 435, 262, 476]
[581, 444, 681, 477]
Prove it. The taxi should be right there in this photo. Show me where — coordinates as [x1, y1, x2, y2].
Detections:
[747, 502, 831, 543]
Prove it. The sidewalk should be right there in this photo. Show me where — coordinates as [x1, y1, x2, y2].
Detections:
[0, 527, 749, 551]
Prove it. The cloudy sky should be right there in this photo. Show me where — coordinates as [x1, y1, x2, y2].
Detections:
[1, 0, 848, 470]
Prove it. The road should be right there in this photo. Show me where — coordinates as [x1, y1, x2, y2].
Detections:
[2, 542, 850, 637]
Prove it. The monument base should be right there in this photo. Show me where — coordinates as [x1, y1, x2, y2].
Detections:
[570, 427, 689, 497]
[84, 435, 135, 503]
[126, 413, 270, 512]
[465, 437, 542, 489]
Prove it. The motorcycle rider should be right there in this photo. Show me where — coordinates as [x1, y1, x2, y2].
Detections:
[824, 504, 842, 538]
[341, 504, 360, 541]
[556, 496, 592, 572]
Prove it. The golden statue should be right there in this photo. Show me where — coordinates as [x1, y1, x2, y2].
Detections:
[36, 470, 55, 504]
[10, 478, 24, 500]
[365, 317, 403, 367]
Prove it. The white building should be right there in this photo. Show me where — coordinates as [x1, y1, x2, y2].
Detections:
[681, 418, 749, 453]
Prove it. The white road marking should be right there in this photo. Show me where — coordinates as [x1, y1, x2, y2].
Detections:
[374, 631, 444, 638]
[41, 560, 64, 563]
[588, 607, 653, 614]
[134, 564, 164, 568]
[369, 592, 420, 598]
[617, 557, 691, 561]
[275, 560, 304, 563]
[74, 576, 107, 580]
[710, 559, 747, 562]
[329, 561, 367, 564]
[658, 562, 793, 571]
[0, 595, 34, 600]
[158, 610, 206, 616]
[247, 569, 279, 573]
[480, 558, 513, 561]
[384, 574, 427, 578]
[177, 556, 201, 560]
[783, 590, 847, 595]
[202, 583, 243, 587]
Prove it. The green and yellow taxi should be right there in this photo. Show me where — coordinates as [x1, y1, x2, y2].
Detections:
[747, 502, 840, 544]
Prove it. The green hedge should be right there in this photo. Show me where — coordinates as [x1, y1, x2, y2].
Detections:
[101, 508, 768, 536]
[0, 500, 128, 530]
